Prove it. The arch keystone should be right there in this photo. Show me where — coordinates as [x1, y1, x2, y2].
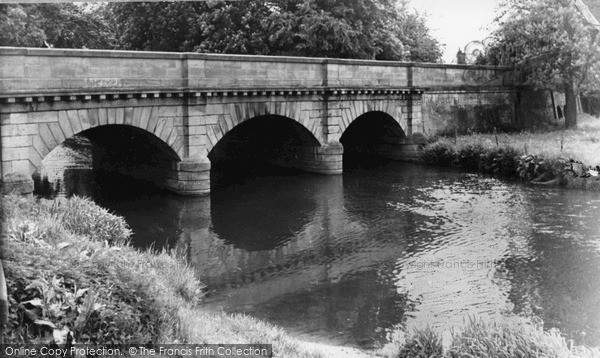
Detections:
[115, 107, 125, 125]
[88, 108, 99, 127]
[124, 107, 134, 126]
[77, 110, 91, 131]
[107, 108, 117, 125]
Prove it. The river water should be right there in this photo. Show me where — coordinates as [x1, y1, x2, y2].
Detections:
[34, 138, 600, 350]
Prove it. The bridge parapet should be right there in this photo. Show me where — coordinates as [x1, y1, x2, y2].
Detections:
[0, 47, 517, 99]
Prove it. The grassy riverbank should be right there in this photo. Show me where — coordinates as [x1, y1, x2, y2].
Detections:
[393, 317, 600, 358]
[421, 114, 600, 189]
[3, 196, 600, 358]
[0, 195, 328, 357]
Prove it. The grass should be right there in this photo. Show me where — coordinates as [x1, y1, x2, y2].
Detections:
[394, 317, 600, 358]
[422, 114, 600, 189]
[1, 195, 328, 358]
[434, 114, 600, 167]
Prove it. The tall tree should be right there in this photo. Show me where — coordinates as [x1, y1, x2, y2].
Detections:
[390, 9, 443, 62]
[107, 0, 442, 62]
[2, 1, 442, 62]
[0, 4, 46, 47]
[108, 2, 206, 52]
[485, 0, 600, 128]
[264, 0, 404, 59]
[189, 1, 274, 55]
[0, 4, 115, 49]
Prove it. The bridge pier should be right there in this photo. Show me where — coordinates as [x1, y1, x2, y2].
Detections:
[165, 158, 211, 196]
[378, 139, 427, 162]
[0, 172, 34, 195]
[284, 141, 343, 175]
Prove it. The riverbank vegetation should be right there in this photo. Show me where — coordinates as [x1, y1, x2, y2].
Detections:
[421, 114, 600, 189]
[395, 317, 600, 358]
[3, 191, 600, 357]
[0, 195, 327, 357]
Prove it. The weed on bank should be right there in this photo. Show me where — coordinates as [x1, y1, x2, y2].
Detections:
[1, 195, 326, 358]
[421, 115, 600, 190]
[396, 317, 600, 358]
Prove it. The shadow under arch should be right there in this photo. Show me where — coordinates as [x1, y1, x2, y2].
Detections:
[68, 124, 180, 196]
[207, 114, 324, 250]
[340, 111, 406, 168]
[208, 114, 322, 184]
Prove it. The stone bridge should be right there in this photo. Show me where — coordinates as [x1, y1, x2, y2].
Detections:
[0, 47, 525, 195]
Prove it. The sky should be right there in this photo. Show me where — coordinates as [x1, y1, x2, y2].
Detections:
[409, 0, 502, 63]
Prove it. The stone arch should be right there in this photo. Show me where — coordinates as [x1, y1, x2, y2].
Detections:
[339, 99, 406, 135]
[340, 110, 406, 146]
[204, 100, 322, 154]
[31, 106, 183, 171]
[207, 114, 322, 166]
[339, 104, 407, 164]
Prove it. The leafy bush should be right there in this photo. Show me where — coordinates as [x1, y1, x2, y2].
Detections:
[422, 141, 522, 179]
[517, 154, 547, 181]
[6, 273, 158, 345]
[421, 115, 600, 189]
[481, 147, 520, 177]
[455, 144, 485, 171]
[2, 195, 201, 347]
[421, 142, 457, 167]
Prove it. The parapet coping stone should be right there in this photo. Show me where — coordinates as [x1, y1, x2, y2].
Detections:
[0, 47, 509, 71]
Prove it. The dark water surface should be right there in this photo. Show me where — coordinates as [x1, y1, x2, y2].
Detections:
[35, 142, 600, 350]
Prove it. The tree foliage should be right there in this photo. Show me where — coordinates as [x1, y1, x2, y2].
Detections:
[392, 8, 443, 62]
[265, 0, 398, 59]
[0, 5, 45, 47]
[1, 1, 442, 62]
[484, 0, 600, 127]
[106, 0, 442, 62]
[0, 4, 116, 49]
[107, 2, 205, 52]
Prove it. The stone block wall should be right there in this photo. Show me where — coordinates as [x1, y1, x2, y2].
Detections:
[1, 48, 520, 97]
[422, 91, 517, 135]
[326, 61, 409, 88]
[190, 55, 324, 89]
[413, 64, 519, 89]
[275, 143, 344, 174]
[0, 49, 185, 94]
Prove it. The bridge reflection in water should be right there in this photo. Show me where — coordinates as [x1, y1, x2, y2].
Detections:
[179, 165, 518, 348]
[34, 149, 600, 350]
[183, 171, 415, 347]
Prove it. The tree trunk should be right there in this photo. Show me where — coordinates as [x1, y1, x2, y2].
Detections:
[564, 84, 578, 129]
